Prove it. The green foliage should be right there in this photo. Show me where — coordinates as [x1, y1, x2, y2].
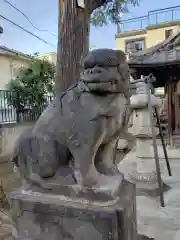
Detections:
[6, 59, 55, 115]
[91, 0, 139, 26]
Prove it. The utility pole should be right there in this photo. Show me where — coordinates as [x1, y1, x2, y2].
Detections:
[56, 0, 89, 92]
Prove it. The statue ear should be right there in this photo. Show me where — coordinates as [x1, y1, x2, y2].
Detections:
[115, 50, 127, 65]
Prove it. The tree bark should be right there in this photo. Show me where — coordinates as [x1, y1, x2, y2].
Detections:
[56, 0, 90, 92]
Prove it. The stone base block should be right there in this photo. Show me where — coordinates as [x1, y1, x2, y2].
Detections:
[11, 180, 137, 240]
[130, 171, 170, 197]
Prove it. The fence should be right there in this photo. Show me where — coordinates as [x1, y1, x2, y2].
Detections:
[0, 90, 54, 123]
[119, 5, 180, 32]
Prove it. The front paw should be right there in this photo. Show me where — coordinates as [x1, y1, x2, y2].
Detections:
[107, 165, 120, 175]
[97, 164, 120, 175]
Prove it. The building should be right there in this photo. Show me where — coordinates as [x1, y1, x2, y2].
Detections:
[116, 5, 180, 55]
[0, 46, 32, 122]
[37, 52, 57, 65]
[115, 5, 180, 146]
[0, 45, 56, 123]
[127, 28, 180, 146]
[0, 46, 32, 89]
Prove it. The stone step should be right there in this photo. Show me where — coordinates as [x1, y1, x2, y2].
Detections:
[174, 142, 180, 146]
[173, 143, 180, 149]
[173, 139, 180, 143]
[173, 140, 180, 143]
[172, 135, 180, 148]
[172, 137, 180, 140]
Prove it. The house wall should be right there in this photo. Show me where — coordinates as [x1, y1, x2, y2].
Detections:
[37, 52, 57, 65]
[0, 55, 30, 89]
[116, 31, 147, 52]
[116, 23, 180, 52]
[146, 25, 180, 48]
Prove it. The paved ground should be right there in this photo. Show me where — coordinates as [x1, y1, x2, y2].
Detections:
[118, 147, 180, 240]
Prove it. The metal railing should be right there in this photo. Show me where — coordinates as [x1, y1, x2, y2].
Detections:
[119, 5, 180, 33]
[0, 90, 54, 123]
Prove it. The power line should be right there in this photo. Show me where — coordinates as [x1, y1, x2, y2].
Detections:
[0, 14, 56, 48]
[3, 0, 57, 37]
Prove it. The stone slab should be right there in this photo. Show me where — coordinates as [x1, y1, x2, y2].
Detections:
[26, 169, 124, 202]
[11, 180, 137, 240]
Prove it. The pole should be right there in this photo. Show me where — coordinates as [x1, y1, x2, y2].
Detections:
[154, 107, 172, 176]
[145, 79, 165, 207]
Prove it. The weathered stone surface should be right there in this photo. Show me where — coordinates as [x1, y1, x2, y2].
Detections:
[12, 49, 131, 201]
[10, 49, 137, 240]
[0, 212, 13, 225]
[11, 180, 137, 240]
[0, 210, 17, 240]
[0, 226, 12, 240]
[137, 235, 154, 240]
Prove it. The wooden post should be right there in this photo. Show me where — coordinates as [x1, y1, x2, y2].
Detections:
[174, 81, 180, 135]
[167, 82, 173, 146]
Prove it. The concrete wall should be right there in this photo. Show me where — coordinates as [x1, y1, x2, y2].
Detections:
[116, 22, 180, 52]
[0, 122, 35, 161]
[0, 55, 30, 89]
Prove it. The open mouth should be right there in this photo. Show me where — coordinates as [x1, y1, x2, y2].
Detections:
[83, 81, 117, 93]
[80, 66, 119, 93]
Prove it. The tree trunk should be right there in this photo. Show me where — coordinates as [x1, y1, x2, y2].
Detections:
[56, 0, 90, 92]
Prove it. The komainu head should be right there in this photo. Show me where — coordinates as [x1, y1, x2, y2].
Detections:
[80, 48, 130, 97]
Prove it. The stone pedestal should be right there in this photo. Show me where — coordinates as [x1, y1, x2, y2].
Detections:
[130, 81, 162, 193]
[11, 180, 137, 240]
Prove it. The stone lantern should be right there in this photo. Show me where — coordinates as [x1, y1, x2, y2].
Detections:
[130, 80, 162, 192]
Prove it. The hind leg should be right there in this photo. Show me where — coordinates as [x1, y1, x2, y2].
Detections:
[31, 134, 65, 178]
[16, 133, 61, 180]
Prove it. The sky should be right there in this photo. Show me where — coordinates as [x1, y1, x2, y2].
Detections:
[0, 0, 180, 55]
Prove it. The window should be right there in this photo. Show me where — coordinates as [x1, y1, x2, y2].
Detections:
[165, 29, 173, 39]
[125, 38, 145, 54]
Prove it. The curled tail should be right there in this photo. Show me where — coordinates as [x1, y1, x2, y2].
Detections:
[11, 128, 33, 179]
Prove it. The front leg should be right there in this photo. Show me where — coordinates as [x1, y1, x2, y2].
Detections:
[96, 139, 120, 175]
[68, 139, 102, 187]
[67, 122, 107, 187]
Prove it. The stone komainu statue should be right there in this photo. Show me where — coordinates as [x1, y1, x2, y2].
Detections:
[12, 49, 131, 190]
